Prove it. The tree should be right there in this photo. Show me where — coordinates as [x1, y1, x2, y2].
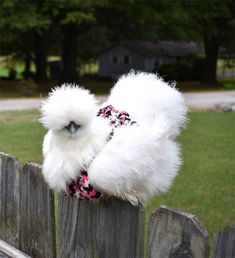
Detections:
[95, 0, 177, 42]
[52, 0, 175, 82]
[0, 0, 52, 82]
[179, 0, 235, 84]
[48, 0, 107, 82]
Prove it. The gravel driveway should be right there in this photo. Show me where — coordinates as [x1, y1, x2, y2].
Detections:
[184, 91, 235, 110]
[0, 98, 41, 111]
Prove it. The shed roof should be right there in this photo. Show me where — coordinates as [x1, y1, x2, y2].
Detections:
[99, 40, 203, 57]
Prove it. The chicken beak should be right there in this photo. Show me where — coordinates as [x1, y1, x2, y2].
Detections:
[66, 121, 79, 134]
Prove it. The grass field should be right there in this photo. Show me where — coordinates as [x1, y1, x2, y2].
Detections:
[0, 110, 234, 251]
[0, 110, 45, 162]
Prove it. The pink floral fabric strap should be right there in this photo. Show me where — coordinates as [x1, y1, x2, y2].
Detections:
[66, 170, 102, 199]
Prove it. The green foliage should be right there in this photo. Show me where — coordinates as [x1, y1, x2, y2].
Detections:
[174, 0, 235, 83]
[179, 0, 235, 40]
[61, 12, 95, 25]
[95, 0, 182, 41]
[0, 0, 234, 83]
[188, 54, 206, 80]
[0, 0, 51, 31]
[158, 62, 191, 82]
[51, 0, 102, 26]
[77, 26, 111, 64]
[223, 83, 235, 90]
[157, 55, 206, 81]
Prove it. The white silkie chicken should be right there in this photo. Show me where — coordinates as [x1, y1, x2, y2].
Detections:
[40, 72, 187, 205]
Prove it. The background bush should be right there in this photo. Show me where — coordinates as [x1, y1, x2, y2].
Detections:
[157, 55, 206, 81]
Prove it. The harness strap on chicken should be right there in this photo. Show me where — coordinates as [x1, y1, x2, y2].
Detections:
[66, 105, 137, 199]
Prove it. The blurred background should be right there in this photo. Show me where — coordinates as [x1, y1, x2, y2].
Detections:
[0, 0, 235, 253]
[0, 0, 235, 95]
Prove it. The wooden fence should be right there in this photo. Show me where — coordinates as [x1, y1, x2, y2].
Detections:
[0, 152, 234, 258]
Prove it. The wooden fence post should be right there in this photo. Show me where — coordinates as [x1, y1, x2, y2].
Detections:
[213, 225, 235, 258]
[0, 153, 20, 248]
[58, 196, 145, 258]
[147, 205, 210, 258]
[19, 163, 56, 258]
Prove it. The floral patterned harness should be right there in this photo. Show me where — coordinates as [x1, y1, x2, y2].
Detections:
[66, 105, 136, 200]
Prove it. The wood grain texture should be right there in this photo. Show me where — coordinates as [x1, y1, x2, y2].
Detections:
[0, 239, 31, 258]
[213, 225, 235, 258]
[58, 196, 145, 258]
[0, 153, 20, 248]
[19, 163, 56, 258]
[147, 205, 210, 258]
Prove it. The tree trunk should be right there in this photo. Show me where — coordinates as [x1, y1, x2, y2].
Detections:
[23, 52, 31, 80]
[61, 24, 78, 83]
[34, 31, 48, 83]
[202, 36, 220, 84]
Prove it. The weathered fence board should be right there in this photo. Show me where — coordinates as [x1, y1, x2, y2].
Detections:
[19, 163, 56, 258]
[95, 198, 145, 258]
[0, 239, 31, 258]
[214, 225, 235, 258]
[0, 153, 20, 248]
[58, 196, 145, 258]
[147, 205, 210, 258]
[1, 152, 235, 258]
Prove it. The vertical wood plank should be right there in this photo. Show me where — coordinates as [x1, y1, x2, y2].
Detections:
[58, 196, 96, 258]
[0, 153, 20, 248]
[147, 205, 210, 258]
[213, 225, 235, 258]
[58, 196, 145, 258]
[95, 198, 145, 258]
[19, 163, 56, 258]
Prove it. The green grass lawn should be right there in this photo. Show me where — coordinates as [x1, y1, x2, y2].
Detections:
[0, 110, 45, 163]
[147, 112, 235, 249]
[0, 110, 234, 252]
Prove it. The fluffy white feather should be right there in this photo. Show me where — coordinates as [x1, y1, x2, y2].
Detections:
[40, 84, 110, 191]
[105, 72, 187, 137]
[40, 72, 187, 204]
[89, 117, 181, 205]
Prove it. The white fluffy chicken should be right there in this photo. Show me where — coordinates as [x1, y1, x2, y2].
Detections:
[40, 72, 187, 205]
